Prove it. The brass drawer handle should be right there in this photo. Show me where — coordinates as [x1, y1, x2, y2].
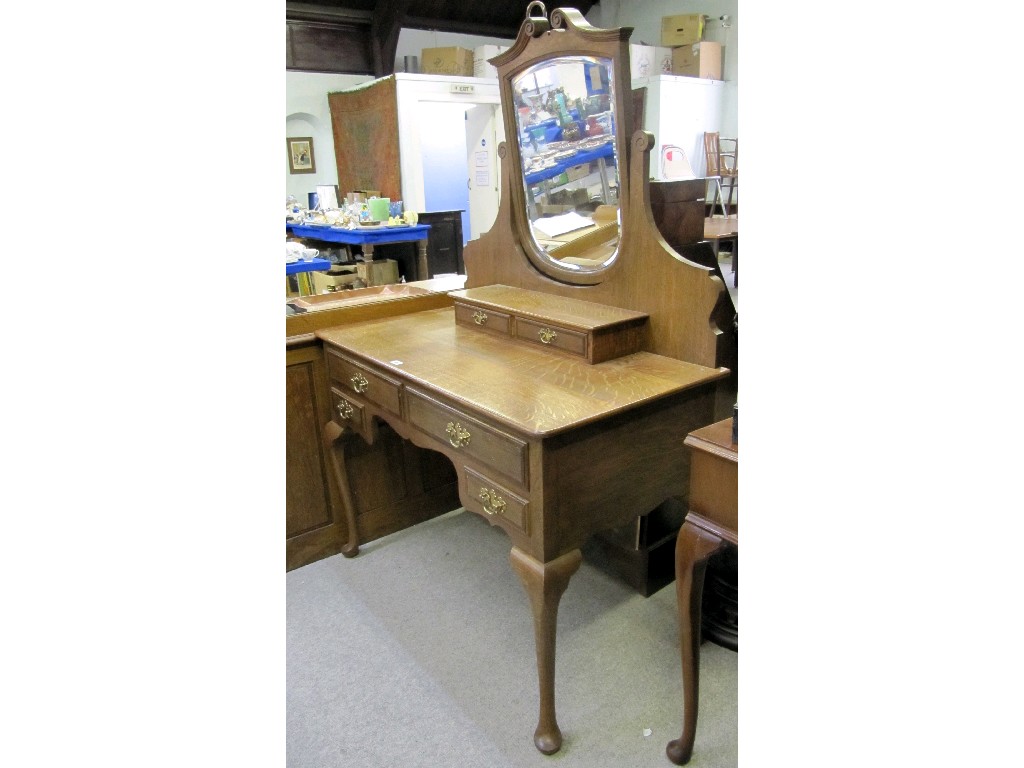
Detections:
[350, 372, 369, 393]
[479, 488, 506, 517]
[472, 310, 488, 325]
[445, 421, 471, 448]
[538, 327, 558, 344]
[336, 399, 354, 420]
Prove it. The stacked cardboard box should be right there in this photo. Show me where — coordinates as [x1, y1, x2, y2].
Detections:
[660, 13, 706, 47]
[629, 44, 673, 77]
[671, 42, 722, 80]
[421, 47, 474, 77]
[659, 13, 722, 81]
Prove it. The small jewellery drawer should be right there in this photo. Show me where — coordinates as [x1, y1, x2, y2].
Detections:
[405, 386, 529, 487]
[330, 387, 366, 432]
[327, 351, 402, 416]
[515, 317, 588, 358]
[454, 301, 512, 336]
[463, 466, 530, 536]
[449, 285, 649, 363]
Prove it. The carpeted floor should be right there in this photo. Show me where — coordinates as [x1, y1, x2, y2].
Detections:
[287, 509, 737, 768]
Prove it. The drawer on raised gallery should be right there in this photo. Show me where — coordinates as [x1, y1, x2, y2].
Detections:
[326, 350, 402, 416]
[329, 387, 366, 432]
[514, 317, 588, 358]
[464, 466, 531, 536]
[453, 301, 512, 336]
[405, 387, 529, 487]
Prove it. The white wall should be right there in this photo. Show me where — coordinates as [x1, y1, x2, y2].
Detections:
[394, 74, 502, 217]
[588, 0, 738, 139]
[286, 71, 372, 205]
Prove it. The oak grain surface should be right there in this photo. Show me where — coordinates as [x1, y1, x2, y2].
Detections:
[317, 308, 726, 437]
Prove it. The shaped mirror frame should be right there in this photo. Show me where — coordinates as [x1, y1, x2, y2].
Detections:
[491, 4, 633, 285]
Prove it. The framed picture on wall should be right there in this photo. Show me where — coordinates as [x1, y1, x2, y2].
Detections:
[287, 137, 316, 174]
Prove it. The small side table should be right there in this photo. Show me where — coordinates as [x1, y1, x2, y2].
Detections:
[667, 417, 738, 765]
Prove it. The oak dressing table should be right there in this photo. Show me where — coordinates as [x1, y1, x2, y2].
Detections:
[316, 4, 732, 755]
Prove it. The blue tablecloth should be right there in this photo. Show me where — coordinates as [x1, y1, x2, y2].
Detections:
[286, 257, 332, 276]
[286, 223, 431, 245]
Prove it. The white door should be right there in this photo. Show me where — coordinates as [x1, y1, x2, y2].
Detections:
[465, 104, 501, 241]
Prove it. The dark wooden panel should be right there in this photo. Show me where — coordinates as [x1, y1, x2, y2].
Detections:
[649, 178, 706, 253]
[286, 347, 336, 538]
[287, 20, 374, 74]
[416, 209, 464, 276]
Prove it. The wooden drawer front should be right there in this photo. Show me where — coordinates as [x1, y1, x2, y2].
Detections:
[329, 387, 366, 432]
[405, 387, 529, 487]
[514, 317, 588, 358]
[464, 466, 530, 536]
[327, 351, 402, 416]
[454, 301, 512, 336]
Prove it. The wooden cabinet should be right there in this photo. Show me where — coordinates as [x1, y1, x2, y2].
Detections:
[417, 210, 464, 276]
[285, 284, 466, 571]
[286, 337, 462, 570]
[286, 338, 348, 569]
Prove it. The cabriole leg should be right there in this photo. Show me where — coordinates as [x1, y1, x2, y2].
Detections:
[509, 547, 582, 755]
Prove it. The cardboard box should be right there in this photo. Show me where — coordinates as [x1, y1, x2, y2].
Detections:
[566, 163, 592, 182]
[671, 42, 722, 80]
[473, 45, 507, 78]
[661, 14, 705, 47]
[630, 44, 673, 77]
[357, 259, 399, 286]
[421, 46, 474, 77]
[312, 266, 358, 294]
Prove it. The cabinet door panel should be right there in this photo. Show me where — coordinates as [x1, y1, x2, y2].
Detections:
[286, 352, 335, 538]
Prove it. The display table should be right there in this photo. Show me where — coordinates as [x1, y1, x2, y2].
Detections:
[524, 140, 616, 186]
[285, 256, 332, 276]
[667, 417, 738, 765]
[524, 141, 617, 218]
[287, 223, 432, 283]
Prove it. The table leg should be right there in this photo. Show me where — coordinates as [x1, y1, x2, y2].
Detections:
[416, 238, 429, 281]
[666, 519, 727, 765]
[732, 238, 737, 287]
[362, 244, 375, 286]
[323, 421, 360, 558]
[509, 546, 582, 755]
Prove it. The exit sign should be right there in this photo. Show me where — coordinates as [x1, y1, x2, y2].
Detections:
[450, 84, 476, 95]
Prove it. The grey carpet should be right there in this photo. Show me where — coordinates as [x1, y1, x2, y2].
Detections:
[288, 509, 737, 767]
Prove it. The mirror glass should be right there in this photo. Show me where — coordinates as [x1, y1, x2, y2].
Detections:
[512, 55, 620, 271]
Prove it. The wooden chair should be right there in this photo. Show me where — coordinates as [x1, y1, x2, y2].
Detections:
[703, 132, 738, 216]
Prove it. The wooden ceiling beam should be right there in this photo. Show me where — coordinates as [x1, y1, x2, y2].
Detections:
[402, 15, 518, 40]
[370, 0, 413, 77]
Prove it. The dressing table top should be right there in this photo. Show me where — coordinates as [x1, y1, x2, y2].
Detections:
[316, 308, 725, 438]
